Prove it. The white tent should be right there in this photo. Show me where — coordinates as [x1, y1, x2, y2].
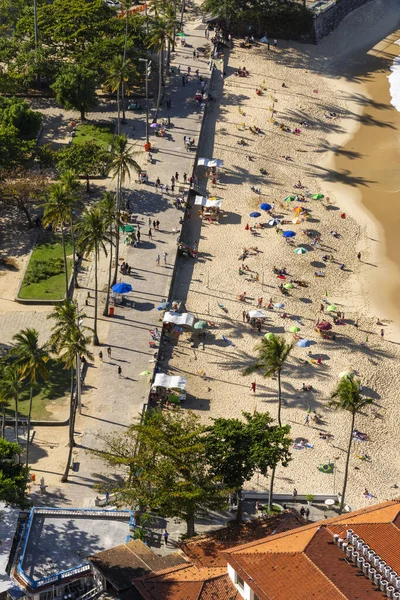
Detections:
[248, 309, 267, 319]
[163, 312, 195, 327]
[197, 158, 224, 168]
[153, 374, 187, 390]
[194, 196, 223, 208]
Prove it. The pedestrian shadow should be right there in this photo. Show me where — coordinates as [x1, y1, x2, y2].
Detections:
[133, 301, 155, 311]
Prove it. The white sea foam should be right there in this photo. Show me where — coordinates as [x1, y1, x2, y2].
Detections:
[388, 50, 400, 112]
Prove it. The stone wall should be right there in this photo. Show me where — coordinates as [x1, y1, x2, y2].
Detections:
[313, 0, 373, 42]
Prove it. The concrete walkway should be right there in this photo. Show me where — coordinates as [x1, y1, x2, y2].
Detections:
[29, 10, 220, 508]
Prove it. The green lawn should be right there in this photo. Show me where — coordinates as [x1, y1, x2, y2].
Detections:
[4, 359, 71, 421]
[18, 233, 73, 301]
[73, 122, 114, 151]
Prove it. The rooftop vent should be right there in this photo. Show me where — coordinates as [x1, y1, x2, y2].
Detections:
[387, 586, 395, 598]
[346, 529, 354, 541]
[369, 568, 377, 581]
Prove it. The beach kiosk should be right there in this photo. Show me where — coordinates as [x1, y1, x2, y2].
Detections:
[194, 195, 223, 221]
[163, 312, 195, 327]
[150, 373, 187, 405]
[196, 158, 224, 182]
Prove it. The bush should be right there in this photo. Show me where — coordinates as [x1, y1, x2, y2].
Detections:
[24, 258, 64, 284]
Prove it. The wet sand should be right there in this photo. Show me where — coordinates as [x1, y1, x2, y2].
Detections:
[333, 30, 400, 331]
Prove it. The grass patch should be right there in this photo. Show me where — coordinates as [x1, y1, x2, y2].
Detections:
[4, 359, 71, 421]
[18, 233, 72, 301]
[73, 122, 114, 151]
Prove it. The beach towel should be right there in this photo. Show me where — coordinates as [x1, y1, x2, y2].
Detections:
[222, 335, 235, 346]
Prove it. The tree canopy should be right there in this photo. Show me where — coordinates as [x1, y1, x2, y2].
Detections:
[51, 64, 98, 120]
[0, 438, 30, 507]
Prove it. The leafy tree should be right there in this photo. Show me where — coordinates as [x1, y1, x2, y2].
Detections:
[206, 412, 291, 521]
[57, 141, 110, 192]
[48, 300, 93, 482]
[0, 124, 35, 170]
[329, 377, 373, 513]
[0, 438, 30, 506]
[0, 169, 49, 227]
[94, 409, 229, 537]
[10, 328, 49, 468]
[108, 135, 141, 284]
[244, 335, 293, 510]
[51, 64, 98, 120]
[76, 205, 111, 345]
[0, 97, 42, 139]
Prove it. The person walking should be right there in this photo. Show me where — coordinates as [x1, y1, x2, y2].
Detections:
[156, 254, 160, 266]
[251, 381, 256, 394]
[153, 219, 156, 230]
[381, 328, 384, 338]
[183, 172, 187, 183]
[148, 228, 152, 240]
[357, 252, 362, 260]
[117, 365, 122, 378]
[171, 175, 175, 186]
[163, 530, 169, 545]
[242, 310, 247, 322]
[182, 75, 185, 87]
[292, 488, 298, 502]
[137, 230, 141, 243]
[156, 219, 160, 230]
[274, 38, 278, 47]
[107, 347, 112, 359]
[175, 171, 179, 181]
[193, 50, 196, 59]
[156, 177, 160, 189]
[171, 182, 175, 193]
[305, 413, 310, 426]
[187, 66, 191, 75]
[98, 351, 103, 362]
[305, 508, 310, 520]
[163, 251, 168, 265]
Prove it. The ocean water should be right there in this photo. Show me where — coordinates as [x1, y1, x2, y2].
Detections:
[388, 42, 400, 112]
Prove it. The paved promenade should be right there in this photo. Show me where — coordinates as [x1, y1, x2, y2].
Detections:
[28, 12, 221, 508]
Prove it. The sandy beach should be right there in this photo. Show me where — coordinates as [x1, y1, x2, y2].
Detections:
[165, 0, 400, 509]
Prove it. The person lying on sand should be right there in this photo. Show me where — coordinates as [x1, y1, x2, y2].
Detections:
[325, 111, 338, 119]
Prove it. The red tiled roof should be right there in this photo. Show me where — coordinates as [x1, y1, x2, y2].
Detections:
[134, 570, 239, 600]
[223, 499, 400, 600]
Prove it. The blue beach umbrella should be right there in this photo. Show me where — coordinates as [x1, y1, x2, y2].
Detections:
[260, 203, 272, 211]
[249, 211, 261, 218]
[297, 339, 311, 347]
[283, 230, 296, 238]
[112, 282, 132, 294]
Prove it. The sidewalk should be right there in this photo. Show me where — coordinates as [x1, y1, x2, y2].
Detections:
[30, 12, 219, 507]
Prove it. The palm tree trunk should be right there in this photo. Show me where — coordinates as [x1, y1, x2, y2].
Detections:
[76, 353, 82, 416]
[104, 234, 113, 317]
[235, 488, 243, 523]
[121, 11, 129, 125]
[15, 395, 19, 447]
[1, 403, 5, 438]
[25, 386, 33, 468]
[61, 366, 76, 483]
[154, 46, 164, 120]
[62, 228, 69, 297]
[112, 173, 121, 286]
[186, 513, 195, 537]
[70, 217, 78, 289]
[277, 369, 282, 427]
[93, 247, 99, 345]
[166, 38, 171, 71]
[268, 465, 276, 512]
[117, 85, 121, 135]
[339, 411, 355, 514]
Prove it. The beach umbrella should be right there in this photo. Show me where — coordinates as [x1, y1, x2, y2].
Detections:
[317, 321, 332, 331]
[326, 304, 337, 312]
[249, 211, 261, 218]
[260, 202, 272, 211]
[176, 32, 188, 37]
[293, 206, 304, 213]
[289, 326, 300, 332]
[264, 333, 275, 340]
[268, 218, 281, 226]
[284, 283, 294, 289]
[297, 339, 311, 347]
[112, 282, 132, 294]
[150, 122, 158, 128]
[339, 370, 355, 379]
[312, 193, 324, 200]
[294, 247, 307, 255]
[284, 195, 296, 202]
[139, 370, 151, 376]
[157, 301, 171, 311]
[194, 321, 208, 330]
[208, 196, 223, 201]
[274, 303, 284, 309]
[120, 224, 135, 233]
[283, 230, 296, 238]
[292, 217, 302, 225]
[277, 274, 286, 280]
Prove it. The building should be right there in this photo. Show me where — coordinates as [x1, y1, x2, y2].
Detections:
[8, 507, 135, 600]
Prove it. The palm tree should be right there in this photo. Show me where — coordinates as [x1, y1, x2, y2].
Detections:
[243, 335, 293, 511]
[100, 192, 118, 317]
[105, 56, 136, 134]
[10, 328, 49, 467]
[329, 376, 373, 513]
[147, 16, 169, 118]
[0, 362, 24, 446]
[60, 171, 83, 289]
[76, 205, 111, 345]
[108, 135, 141, 284]
[42, 182, 76, 296]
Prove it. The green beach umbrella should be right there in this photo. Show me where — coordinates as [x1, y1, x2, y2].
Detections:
[194, 321, 208, 330]
[176, 32, 188, 37]
[289, 326, 300, 332]
[284, 283, 295, 289]
[120, 224, 135, 233]
[264, 332, 275, 340]
[284, 195, 296, 202]
[294, 247, 307, 255]
[312, 193, 324, 200]
[327, 304, 337, 312]
[139, 370, 151, 376]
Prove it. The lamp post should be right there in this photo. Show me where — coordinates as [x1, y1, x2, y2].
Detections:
[139, 58, 151, 146]
[33, 0, 38, 48]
